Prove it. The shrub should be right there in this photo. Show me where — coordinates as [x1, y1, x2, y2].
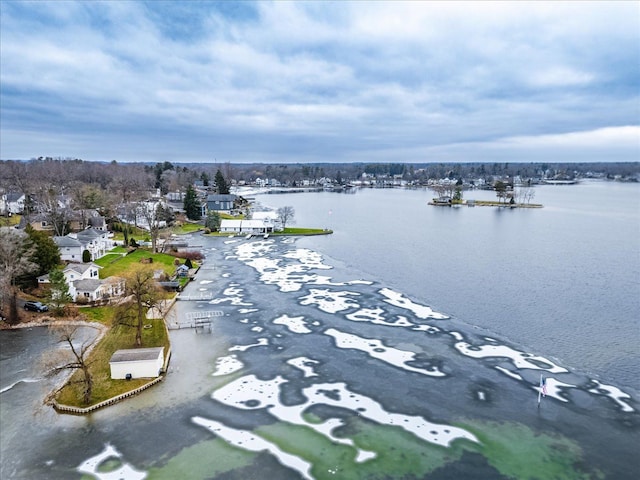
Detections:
[82, 249, 91, 263]
[184, 258, 193, 269]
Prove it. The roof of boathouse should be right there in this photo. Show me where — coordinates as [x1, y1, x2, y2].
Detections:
[110, 347, 164, 364]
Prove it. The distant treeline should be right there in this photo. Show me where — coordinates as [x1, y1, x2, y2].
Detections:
[0, 159, 638, 200]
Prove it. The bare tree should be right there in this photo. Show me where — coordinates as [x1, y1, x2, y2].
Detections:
[44, 323, 94, 405]
[0, 229, 37, 324]
[276, 206, 295, 230]
[136, 200, 163, 253]
[114, 265, 161, 347]
[37, 186, 73, 236]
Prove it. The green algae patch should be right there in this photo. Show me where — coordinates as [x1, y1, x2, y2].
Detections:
[147, 438, 255, 480]
[461, 421, 604, 480]
[257, 417, 469, 480]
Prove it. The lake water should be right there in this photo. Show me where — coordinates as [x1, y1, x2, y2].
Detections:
[1, 180, 638, 479]
[257, 181, 640, 390]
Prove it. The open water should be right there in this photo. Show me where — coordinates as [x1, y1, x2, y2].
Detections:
[0, 180, 638, 479]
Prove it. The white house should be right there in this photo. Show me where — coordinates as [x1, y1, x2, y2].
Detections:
[54, 228, 112, 262]
[219, 219, 272, 234]
[251, 211, 280, 230]
[38, 262, 124, 302]
[53, 236, 84, 262]
[73, 279, 103, 302]
[109, 347, 165, 379]
[75, 227, 111, 260]
[5, 192, 25, 214]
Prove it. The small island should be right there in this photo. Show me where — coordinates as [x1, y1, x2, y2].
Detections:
[429, 180, 543, 208]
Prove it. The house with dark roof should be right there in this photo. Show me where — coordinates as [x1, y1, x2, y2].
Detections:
[206, 194, 237, 213]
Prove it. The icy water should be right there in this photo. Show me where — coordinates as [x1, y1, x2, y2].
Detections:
[0, 180, 638, 479]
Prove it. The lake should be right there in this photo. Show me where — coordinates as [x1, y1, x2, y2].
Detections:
[257, 181, 640, 391]
[1, 180, 638, 479]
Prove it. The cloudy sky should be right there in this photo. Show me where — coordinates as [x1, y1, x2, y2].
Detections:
[1, 1, 638, 164]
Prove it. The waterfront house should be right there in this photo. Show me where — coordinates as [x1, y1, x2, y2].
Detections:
[219, 219, 272, 234]
[206, 194, 237, 213]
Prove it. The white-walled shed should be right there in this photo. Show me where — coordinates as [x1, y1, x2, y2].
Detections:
[109, 347, 165, 380]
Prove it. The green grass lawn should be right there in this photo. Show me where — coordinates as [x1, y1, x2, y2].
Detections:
[55, 317, 170, 407]
[0, 214, 21, 227]
[172, 223, 203, 234]
[81, 305, 116, 324]
[96, 248, 179, 279]
[111, 226, 149, 242]
[281, 227, 332, 235]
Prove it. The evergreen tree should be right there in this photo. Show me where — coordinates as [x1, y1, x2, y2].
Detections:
[214, 169, 230, 194]
[48, 268, 72, 315]
[183, 185, 201, 220]
[25, 225, 61, 277]
[204, 211, 221, 231]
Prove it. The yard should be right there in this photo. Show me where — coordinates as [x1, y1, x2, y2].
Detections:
[95, 248, 180, 279]
[55, 308, 170, 407]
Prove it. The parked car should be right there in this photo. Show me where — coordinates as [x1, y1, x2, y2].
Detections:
[24, 301, 49, 312]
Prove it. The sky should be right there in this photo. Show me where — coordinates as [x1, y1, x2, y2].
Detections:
[1, 1, 638, 164]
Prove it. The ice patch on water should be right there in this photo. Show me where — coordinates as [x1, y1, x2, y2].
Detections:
[213, 355, 244, 376]
[212, 375, 477, 453]
[588, 380, 635, 413]
[494, 366, 523, 381]
[192, 417, 314, 480]
[325, 328, 446, 377]
[345, 309, 422, 331]
[299, 289, 360, 314]
[77, 444, 146, 480]
[209, 286, 252, 306]
[412, 324, 441, 333]
[345, 307, 386, 323]
[229, 338, 269, 352]
[273, 314, 312, 334]
[238, 308, 259, 314]
[235, 243, 371, 293]
[282, 249, 332, 269]
[287, 357, 320, 377]
[452, 335, 568, 374]
[535, 377, 576, 403]
[378, 288, 449, 320]
[251, 326, 264, 333]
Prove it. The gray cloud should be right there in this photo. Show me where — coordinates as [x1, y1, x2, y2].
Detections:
[1, 1, 638, 163]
